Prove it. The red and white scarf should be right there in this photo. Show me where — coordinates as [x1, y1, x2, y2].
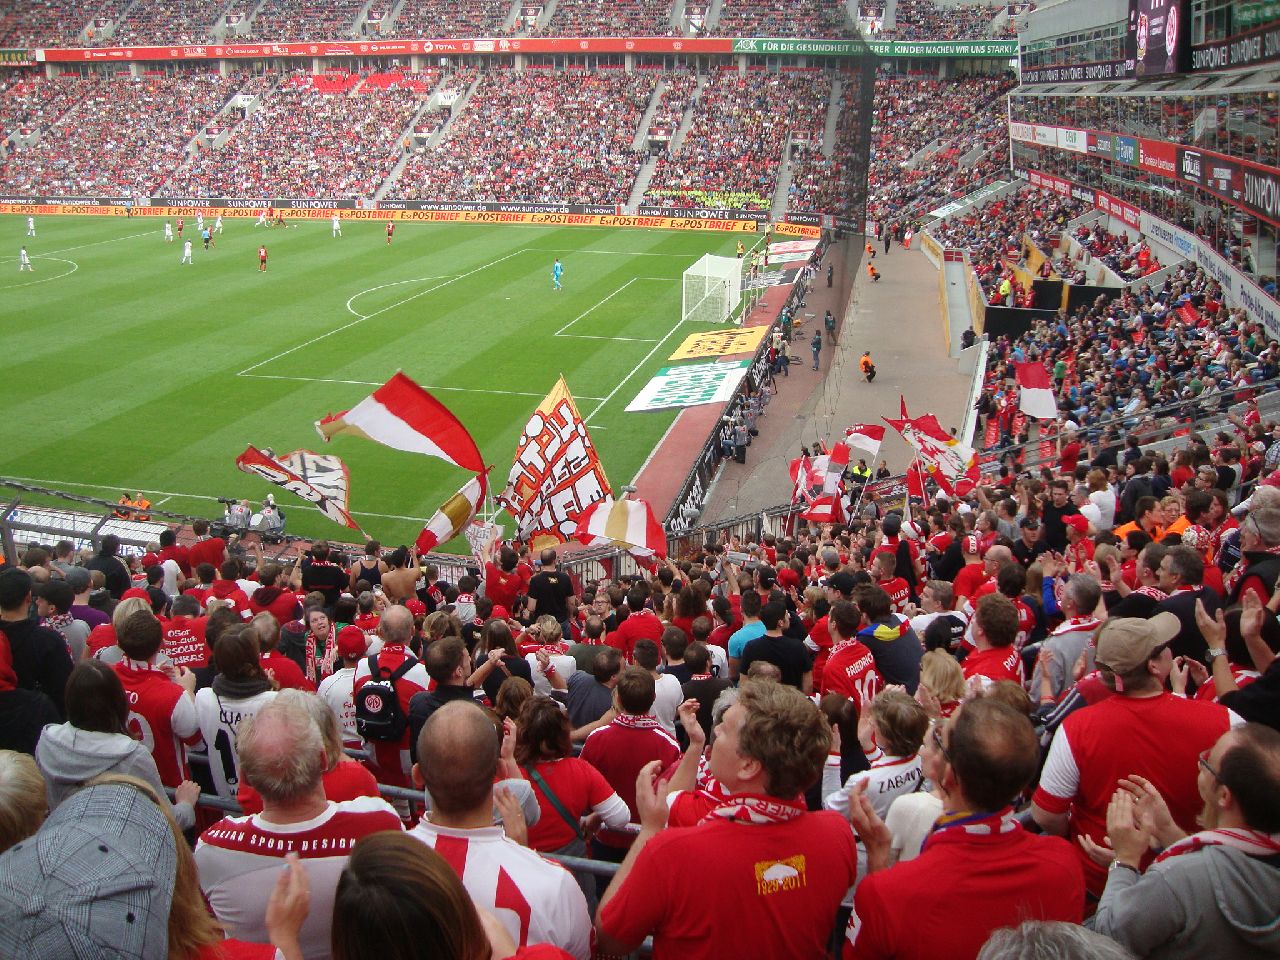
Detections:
[705, 793, 807, 825]
[922, 807, 1018, 852]
[1225, 542, 1280, 597]
[1051, 616, 1102, 637]
[1153, 828, 1280, 865]
[1133, 585, 1169, 601]
[613, 713, 664, 730]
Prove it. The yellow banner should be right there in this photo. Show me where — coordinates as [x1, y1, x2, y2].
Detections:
[774, 221, 822, 238]
[0, 205, 761, 232]
[668, 326, 769, 361]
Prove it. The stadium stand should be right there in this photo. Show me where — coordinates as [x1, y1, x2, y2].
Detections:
[243, 0, 369, 40]
[0, 74, 95, 142]
[882, 0, 1001, 39]
[163, 71, 434, 200]
[106, 0, 221, 45]
[0, 0, 100, 47]
[540, 0, 677, 36]
[393, 69, 654, 205]
[645, 70, 697, 142]
[643, 69, 830, 210]
[707, 0, 850, 38]
[388, 0, 515, 39]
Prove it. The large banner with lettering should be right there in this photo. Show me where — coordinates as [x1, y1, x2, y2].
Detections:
[625, 360, 751, 413]
[668, 327, 769, 361]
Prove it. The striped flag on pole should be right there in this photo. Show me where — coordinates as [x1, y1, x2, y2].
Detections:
[416, 473, 488, 554]
[573, 497, 667, 558]
[1015, 361, 1058, 420]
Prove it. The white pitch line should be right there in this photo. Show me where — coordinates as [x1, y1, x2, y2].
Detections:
[39, 230, 156, 257]
[555, 278, 637, 336]
[346, 275, 456, 320]
[528, 249, 711, 257]
[0, 475, 433, 523]
[0, 256, 79, 289]
[238, 249, 529, 376]
[239, 372, 606, 401]
[581, 317, 693, 424]
[554, 276, 673, 341]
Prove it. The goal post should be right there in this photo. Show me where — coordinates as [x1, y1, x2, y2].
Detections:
[682, 253, 742, 324]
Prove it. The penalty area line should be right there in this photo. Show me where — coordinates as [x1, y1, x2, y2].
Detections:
[238, 373, 606, 402]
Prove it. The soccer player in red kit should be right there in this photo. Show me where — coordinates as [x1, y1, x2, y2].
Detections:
[386, 220, 395, 244]
[258, 245, 267, 272]
[176, 216, 184, 238]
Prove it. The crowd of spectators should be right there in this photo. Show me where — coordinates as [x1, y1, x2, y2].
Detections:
[1072, 220, 1163, 282]
[394, 69, 654, 205]
[882, 0, 1003, 39]
[0, 74, 94, 142]
[105, 0, 219, 45]
[644, 69, 829, 210]
[243, 0, 369, 41]
[0, 73, 240, 196]
[705, 0, 850, 38]
[165, 72, 429, 200]
[644, 69, 696, 141]
[540, 0, 676, 37]
[389, 0, 516, 39]
[6, 370, 1280, 956]
[860, 72, 1016, 229]
[0, 0, 98, 47]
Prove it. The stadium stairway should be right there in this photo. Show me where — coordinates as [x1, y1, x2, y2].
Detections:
[669, 0, 686, 34]
[704, 0, 724, 30]
[380, 0, 410, 35]
[628, 157, 658, 211]
[631, 80, 667, 152]
[769, 135, 794, 222]
[821, 77, 843, 160]
[533, 0, 559, 31]
[375, 94, 449, 198]
[668, 76, 706, 153]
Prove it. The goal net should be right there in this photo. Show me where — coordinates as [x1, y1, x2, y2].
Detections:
[682, 253, 742, 324]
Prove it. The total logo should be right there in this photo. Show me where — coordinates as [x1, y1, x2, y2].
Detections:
[1181, 151, 1202, 180]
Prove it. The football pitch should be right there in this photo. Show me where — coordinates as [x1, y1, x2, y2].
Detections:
[0, 214, 742, 547]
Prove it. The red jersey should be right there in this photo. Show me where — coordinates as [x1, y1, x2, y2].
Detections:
[578, 715, 681, 849]
[1033, 691, 1236, 896]
[258, 246, 267, 261]
[877, 576, 911, 614]
[820, 638, 883, 710]
[260, 651, 315, 692]
[162, 615, 209, 669]
[236, 759, 379, 815]
[247, 586, 300, 626]
[114, 659, 202, 787]
[484, 562, 523, 611]
[158, 544, 192, 578]
[187, 536, 227, 572]
[951, 562, 988, 601]
[521, 756, 620, 852]
[385, 222, 394, 236]
[960, 646, 1025, 686]
[606, 608, 664, 663]
[207, 580, 252, 619]
[807, 615, 832, 690]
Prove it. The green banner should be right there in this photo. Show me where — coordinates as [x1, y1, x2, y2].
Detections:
[0, 49, 34, 65]
[730, 37, 1016, 57]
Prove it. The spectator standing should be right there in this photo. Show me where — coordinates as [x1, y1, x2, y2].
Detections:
[85, 533, 130, 600]
[195, 696, 403, 960]
[0, 568, 73, 717]
[525, 549, 574, 630]
[194, 627, 278, 799]
[740, 600, 813, 692]
[353, 606, 430, 788]
[316, 625, 367, 749]
[566, 644, 621, 733]
[0, 632, 59, 754]
[407, 636, 477, 756]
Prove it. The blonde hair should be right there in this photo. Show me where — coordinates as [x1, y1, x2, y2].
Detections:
[111, 596, 152, 633]
[0, 750, 46, 854]
[535, 615, 563, 645]
[84, 773, 223, 960]
[920, 649, 966, 705]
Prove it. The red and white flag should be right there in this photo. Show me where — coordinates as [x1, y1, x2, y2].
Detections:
[236, 445, 362, 533]
[801, 494, 845, 524]
[315, 372, 484, 473]
[574, 497, 667, 558]
[844, 423, 885, 458]
[885, 397, 980, 498]
[1015, 361, 1058, 420]
[499, 376, 611, 549]
[823, 441, 851, 495]
[416, 473, 487, 554]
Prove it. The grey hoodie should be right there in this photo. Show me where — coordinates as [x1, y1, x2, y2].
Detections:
[35, 722, 195, 830]
[1091, 843, 1280, 958]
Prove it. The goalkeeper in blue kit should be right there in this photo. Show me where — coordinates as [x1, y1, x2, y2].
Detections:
[552, 258, 564, 290]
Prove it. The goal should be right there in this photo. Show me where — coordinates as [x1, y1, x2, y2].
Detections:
[682, 253, 742, 324]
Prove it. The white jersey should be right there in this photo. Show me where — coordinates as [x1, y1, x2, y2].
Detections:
[331, 216, 341, 232]
[317, 666, 358, 745]
[652, 672, 684, 736]
[26, 217, 34, 234]
[214, 215, 223, 232]
[823, 748, 923, 820]
[196, 796, 403, 960]
[193, 687, 277, 798]
[196, 214, 204, 230]
[164, 223, 173, 239]
[18, 249, 29, 265]
[407, 821, 591, 959]
[182, 240, 192, 257]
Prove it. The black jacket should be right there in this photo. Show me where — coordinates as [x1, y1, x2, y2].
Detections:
[1, 617, 73, 717]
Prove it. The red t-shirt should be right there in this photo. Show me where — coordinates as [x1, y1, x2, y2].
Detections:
[848, 825, 1083, 959]
[352, 646, 430, 787]
[521, 757, 618, 852]
[87, 623, 117, 657]
[960, 646, 1025, 685]
[600, 808, 858, 960]
[606, 609, 664, 663]
[807, 615, 833, 690]
[248, 587, 300, 627]
[1059, 441, 1082, 474]
[706, 623, 734, 649]
[162, 615, 209, 669]
[821, 639, 883, 710]
[579, 718, 681, 849]
[236, 758, 379, 815]
[208, 580, 252, 619]
[877, 577, 911, 614]
[261, 652, 315, 691]
[1033, 691, 1235, 896]
[158, 545, 192, 578]
[114, 660, 202, 787]
[951, 562, 988, 601]
[484, 562, 524, 611]
[187, 537, 227, 573]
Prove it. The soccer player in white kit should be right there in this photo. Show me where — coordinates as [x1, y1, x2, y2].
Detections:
[332, 214, 341, 237]
[181, 239, 193, 264]
[164, 221, 174, 242]
[18, 247, 32, 271]
[196, 212, 205, 232]
[26, 216, 34, 237]
[214, 214, 223, 234]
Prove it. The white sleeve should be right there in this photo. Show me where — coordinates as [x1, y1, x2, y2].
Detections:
[170, 691, 201, 742]
[552, 870, 593, 960]
[1037, 724, 1081, 802]
[821, 754, 842, 804]
[592, 792, 632, 829]
[823, 770, 869, 818]
[1227, 708, 1247, 728]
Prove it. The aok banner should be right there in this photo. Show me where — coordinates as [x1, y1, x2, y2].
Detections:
[668, 326, 769, 361]
[625, 360, 752, 413]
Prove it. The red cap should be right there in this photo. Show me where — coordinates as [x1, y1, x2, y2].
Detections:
[1064, 515, 1090, 534]
[121, 587, 151, 603]
[776, 568, 802, 591]
[963, 535, 981, 555]
[404, 598, 426, 617]
[336, 625, 368, 659]
[491, 604, 511, 621]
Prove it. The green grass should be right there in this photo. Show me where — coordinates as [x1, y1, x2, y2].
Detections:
[0, 214, 740, 547]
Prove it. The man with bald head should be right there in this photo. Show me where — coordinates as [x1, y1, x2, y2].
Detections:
[195, 694, 403, 960]
[353, 603, 430, 788]
[408, 701, 591, 959]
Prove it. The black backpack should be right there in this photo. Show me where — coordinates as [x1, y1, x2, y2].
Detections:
[355, 655, 417, 742]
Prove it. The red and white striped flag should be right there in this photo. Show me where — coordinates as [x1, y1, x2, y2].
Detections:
[416, 473, 487, 554]
[801, 494, 845, 525]
[1015, 361, 1058, 421]
[574, 497, 667, 558]
[236, 445, 363, 533]
[844, 423, 885, 458]
[824, 441, 851, 495]
[316, 372, 484, 473]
